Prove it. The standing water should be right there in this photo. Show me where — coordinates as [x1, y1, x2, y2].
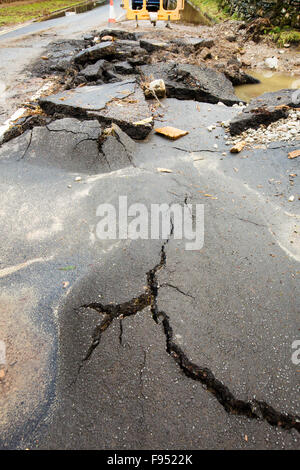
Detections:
[235, 70, 300, 102]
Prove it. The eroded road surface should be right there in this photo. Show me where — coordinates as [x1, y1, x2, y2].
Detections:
[0, 17, 299, 450]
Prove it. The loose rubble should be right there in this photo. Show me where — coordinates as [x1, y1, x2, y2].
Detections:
[2, 27, 299, 162]
[1, 23, 300, 451]
[226, 109, 300, 148]
[229, 89, 300, 135]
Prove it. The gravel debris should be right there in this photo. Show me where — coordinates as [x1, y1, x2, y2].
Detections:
[225, 109, 300, 148]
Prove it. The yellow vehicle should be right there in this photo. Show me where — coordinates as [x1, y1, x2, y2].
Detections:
[122, 0, 185, 25]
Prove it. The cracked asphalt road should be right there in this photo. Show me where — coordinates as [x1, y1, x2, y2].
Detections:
[0, 95, 299, 449]
[0, 1, 124, 124]
[0, 5, 299, 449]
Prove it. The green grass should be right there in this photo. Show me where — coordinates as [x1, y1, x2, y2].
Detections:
[188, 0, 231, 22]
[0, 0, 86, 27]
[269, 28, 300, 46]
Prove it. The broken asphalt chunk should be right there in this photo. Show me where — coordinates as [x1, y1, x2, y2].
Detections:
[98, 29, 144, 41]
[0, 113, 50, 145]
[113, 41, 149, 65]
[155, 126, 189, 140]
[229, 89, 300, 135]
[139, 39, 169, 53]
[0, 118, 105, 173]
[39, 80, 153, 140]
[78, 59, 108, 81]
[30, 39, 86, 76]
[170, 37, 214, 50]
[100, 123, 136, 171]
[88, 86, 153, 140]
[39, 80, 136, 116]
[139, 63, 240, 106]
[113, 61, 134, 74]
[74, 41, 116, 64]
[74, 38, 148, 67]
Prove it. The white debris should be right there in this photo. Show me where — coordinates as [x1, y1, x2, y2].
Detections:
[264, 57, 278, 70]
[145, 79, 166, 99]
[227, 109, 300, 147]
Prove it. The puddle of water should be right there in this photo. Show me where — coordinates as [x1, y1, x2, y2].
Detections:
[235, 70, 300, 102]
[39, 0, 106, 22]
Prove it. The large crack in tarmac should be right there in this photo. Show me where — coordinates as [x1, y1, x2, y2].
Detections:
[0, 97, 299, 449]
[78, 235, 300, 435]
[0, 19, 299, 449]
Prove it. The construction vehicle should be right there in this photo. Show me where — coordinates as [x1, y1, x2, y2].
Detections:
[122, 0, 184, 25]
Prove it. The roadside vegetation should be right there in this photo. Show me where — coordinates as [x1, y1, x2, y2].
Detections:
[0, 0, 87, 27]
[190, 0, 300, 45]
[268, 26, 300, 46]
[188, 0, 230, 22]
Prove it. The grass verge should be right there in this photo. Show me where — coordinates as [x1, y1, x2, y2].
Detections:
[188, 0, 231, 22]
[269, 27, 300, 46]
[0, 0, 88, 27]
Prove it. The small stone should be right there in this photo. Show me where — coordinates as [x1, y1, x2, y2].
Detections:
[101, 35, 114, 41]
[75, 176, 82, 182]
[264, 57, 278, 70]
[225, 35, 236, 42]
[144, 79, 166, 99]
[230, 141, 246, 153]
